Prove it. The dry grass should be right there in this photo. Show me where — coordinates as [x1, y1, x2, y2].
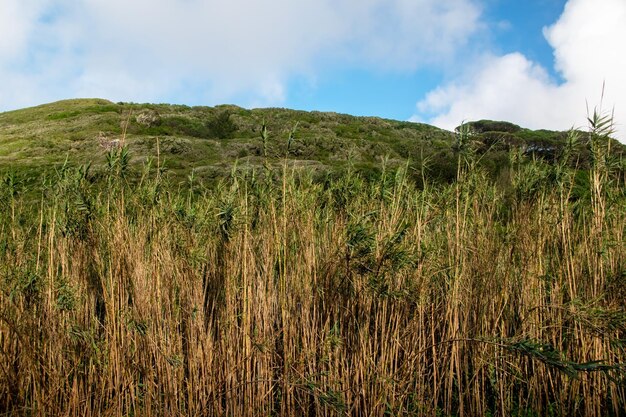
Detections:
[1, 128, 625, 416]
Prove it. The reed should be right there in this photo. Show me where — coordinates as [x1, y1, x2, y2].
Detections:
[0, 125, 625, 416]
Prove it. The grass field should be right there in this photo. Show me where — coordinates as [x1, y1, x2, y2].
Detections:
[1, 105, 625, 416]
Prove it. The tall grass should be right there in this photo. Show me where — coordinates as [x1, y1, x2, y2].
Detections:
[1, 126, 625, 416]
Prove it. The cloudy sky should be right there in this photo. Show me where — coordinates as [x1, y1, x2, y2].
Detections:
[1, 0, 625, 141]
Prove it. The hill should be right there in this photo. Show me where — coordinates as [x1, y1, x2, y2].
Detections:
[0, 98, 623, 186]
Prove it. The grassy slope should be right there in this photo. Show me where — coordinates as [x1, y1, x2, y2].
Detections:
[3, 98, 610, 187]
[0, 99, 447, 181]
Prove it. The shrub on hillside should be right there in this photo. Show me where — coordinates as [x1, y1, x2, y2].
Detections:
[206, 111, 237, 139]
[458, 120, 522, 134]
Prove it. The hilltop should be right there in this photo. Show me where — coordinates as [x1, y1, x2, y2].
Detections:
[0, 98, 622, 185]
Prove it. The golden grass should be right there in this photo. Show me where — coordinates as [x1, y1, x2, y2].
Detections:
[1, 148, 625, 416]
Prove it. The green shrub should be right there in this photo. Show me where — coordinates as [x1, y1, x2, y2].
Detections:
[206, 111, 237, 139]
[460, 120, 522, 134]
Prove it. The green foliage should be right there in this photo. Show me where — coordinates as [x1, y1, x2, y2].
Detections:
[158, 115, 213, 138]
[55, 280, 77, 311]
[6, 270, 41, 306]
[206, 111, 237, 139]
[460, 119, 522, 134]
[47, 110, 82, 120]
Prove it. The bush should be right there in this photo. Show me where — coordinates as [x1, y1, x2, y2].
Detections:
[206, 111, 237, 139]
[459, 120, 522, 134]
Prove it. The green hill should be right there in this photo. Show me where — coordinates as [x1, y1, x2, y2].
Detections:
[0, 98, 623, 186]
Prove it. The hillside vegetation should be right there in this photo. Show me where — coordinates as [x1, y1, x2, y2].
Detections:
[1, 99, 625, 416]
[3, 98, 619, 187]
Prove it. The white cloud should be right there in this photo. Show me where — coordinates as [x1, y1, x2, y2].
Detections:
[414, 0, 626, 142]
[0, 0, 481, 110]
[0, 0, 44, 58]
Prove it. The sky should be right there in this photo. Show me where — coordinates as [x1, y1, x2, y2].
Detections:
[1, 0, 625, 142]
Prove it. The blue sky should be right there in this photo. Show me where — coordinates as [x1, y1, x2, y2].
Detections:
[286, 0, 568, 120]
[1, 0, 625, 141]
[483, 1, 566, 75]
